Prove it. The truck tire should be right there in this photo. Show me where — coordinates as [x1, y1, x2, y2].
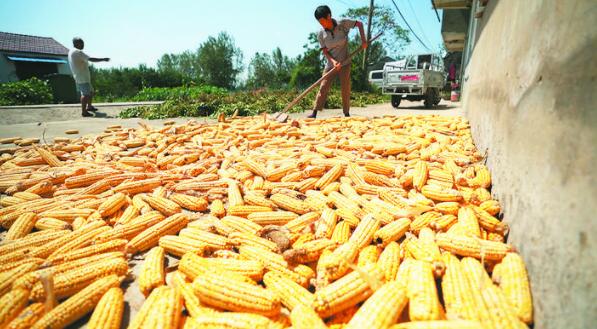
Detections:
[391, 95, 401, 108]
[424, 89, 437, 108]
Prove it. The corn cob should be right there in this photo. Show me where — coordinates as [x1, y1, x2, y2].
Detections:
[45, 238, 127, 266]
[421, 185, 463, 202]
[179, 227, 231, 250]
[180, 252, 263, 282]
[313, 264, 384, 318]
[192, 270, 281, 316]
[374, 217, 411, 247]
[390, 321, 484, 329]
[0, 262, 39, 295]
[479, 199, 500, 216]
[410, 211, 441, 234]
[112, 177, 162, 194]
[263, 271, 314, 310]
[243, 159, 268, 178]
[87, 287, 124, 329]
[471, 206, 508, 234]
[186, 312, 277, 329]
[413, 161, 428, 191]
[284, 211, 320, 234]
[283, 238, 338, 264]
[30, 257, 128, 301]
[317, 241, 360, 284]
[227, 181, 245, 207]
[5, 302, 45, 329]
[158, 235, 206, 257]
[34, 217, 71, 231]
[348, 214, 380, 250]
[37, 208, 95, 222]
[5, 212, 37, 240]
[0, 288, 29, 327]
[479, 284, 527, 329]
[457, 206, 481, 237]
[270, 193, 309, 214]
[94, 211, 164, 243]
[0, 256, 43, 273]
[331, 220, 351, 243]
[407, 260, 444, 321]
[220, 215, 262, 235]
[228, 205, 273, 217]
[30, 274, 119, 329]
[138, 246, 165, 296]
[126, 213, 189, 254]
[170, 271, 215, 317]
[142, 194, 182, 216]
[97, 192, 127, 217]
[357, 245, 381, 267]
[127, 285, 167, 329]
[229, 231, 279, 252]
[440, 252, 480, 321]
[345, 162, 366, 185]
[290, 304, 328, 329]
[365, 160, 395, 176]
[168, 193, 208, 211]
[436, 233, 511, 261]
[314, 164, 343, 190]
[315, 207, 338, 239]
[493, 253, 533, 324]
[243, 191, 277, 208]
[210, 199, 226, 217]
[28, 221, 106, 259]
[434, 202, 460, 215]
[247, 211, 298, 226]
[345, 280, 408, 329]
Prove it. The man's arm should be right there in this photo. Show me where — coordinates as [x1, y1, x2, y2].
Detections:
[355, 21, 367, 49]
[322, 48, 340, 69]
[89, 57, 110, 62]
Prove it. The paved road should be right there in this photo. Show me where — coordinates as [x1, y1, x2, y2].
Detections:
[0, 100, 462, 147]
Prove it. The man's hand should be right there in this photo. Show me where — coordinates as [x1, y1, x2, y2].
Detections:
[332, 59, 341, 70]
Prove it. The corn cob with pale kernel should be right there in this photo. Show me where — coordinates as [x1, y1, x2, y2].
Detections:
[86, 287, 124, 329]
[345, 280, 408, 329]
[126, 213, 189, 254]
[138, 246, 165, 296]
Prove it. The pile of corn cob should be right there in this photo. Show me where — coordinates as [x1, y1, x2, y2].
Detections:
[0, 115, 533, 329]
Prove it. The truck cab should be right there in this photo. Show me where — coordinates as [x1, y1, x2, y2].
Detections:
[369, 54, 445, 108]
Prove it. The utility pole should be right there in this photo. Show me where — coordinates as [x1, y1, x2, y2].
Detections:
[362, 0, 374, 88]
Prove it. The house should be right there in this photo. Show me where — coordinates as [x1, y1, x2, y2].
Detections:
[0, 32, 78, 103]
[0, 31, 72, 82]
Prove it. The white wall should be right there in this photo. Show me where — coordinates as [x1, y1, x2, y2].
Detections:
[0, 54, 18, 82]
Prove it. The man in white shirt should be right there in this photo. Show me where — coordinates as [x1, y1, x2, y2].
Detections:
[68, 37, 109, 117]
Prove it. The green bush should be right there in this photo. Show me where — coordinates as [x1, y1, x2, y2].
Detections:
[0, 78, 53, 105]
[119, 87, 387, 119]
[132, 85, 227, 101]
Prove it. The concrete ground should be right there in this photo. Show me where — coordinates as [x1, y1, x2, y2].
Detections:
[0, 100, 462, 146]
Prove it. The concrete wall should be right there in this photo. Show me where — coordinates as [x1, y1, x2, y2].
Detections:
[0, 54, 17, 82]
[462, 1, 596, 329]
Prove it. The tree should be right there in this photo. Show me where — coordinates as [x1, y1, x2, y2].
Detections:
[247, 47, 295, 89]
[290, 33, 325, 89]
[196, 32, 243, 89]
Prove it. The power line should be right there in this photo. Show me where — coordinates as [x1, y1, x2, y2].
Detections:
[406, 0, 435, 49]
[389, 0, 432, 52]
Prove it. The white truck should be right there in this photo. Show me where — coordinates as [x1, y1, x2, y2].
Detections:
[369, 54, 445, 108]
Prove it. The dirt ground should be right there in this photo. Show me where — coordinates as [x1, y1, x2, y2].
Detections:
[0, 99, 462, 327]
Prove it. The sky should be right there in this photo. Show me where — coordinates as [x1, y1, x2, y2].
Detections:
[0, 0, 443, 71]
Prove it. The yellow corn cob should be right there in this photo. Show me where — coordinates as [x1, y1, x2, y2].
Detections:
[365, 160, 395, 176]
[158, 235, 206, 257]
[479, 199, 500, 216]
[243, 159, 268, 178]
[390, 320, 484, 329]
[186, 312, 277, 329]
[29, 221, 105, 259]
[5, 212, 37, 240]
[357, 245, 381, 267]
[94, 211, 164, 243]
[436, 233, 511, 261]
[413, 161, 428, 191]
[38, 208, 95, 222]
[362, 171, 397, 187]
[315, 207, 338, 239]
[227, 181, 245, 207]
[290, 304, 327, 329]
[152, 186, 168, 198]
[220, 215, 262, 236]
[243, 192, 277, 208]
[87, 287, 124, 329]
[460, 257, 494, 290]
[284, 211, 320, 234]
[12, 191, 42, 201]
[374, 217, 411, 247]
[247, 211, 298, 225]
[0, 196, 21, 207]
[138, 246, 165, 296]
[229, 231, 279, 253]
[30, 275, 120, 329]
[345, 162, 366, 185]
[457, 207, 481, 237]
[407, 260, 444, 321]
[263, 271, 314, 310]
[292, 263, 316, 285]
[192, 270, 281, 316]
[410, 211, 441, 234]
[317, 241, 360, 284]
[345, 280, 408, 329]
[0, 262, 39, 296]
[210, 199, 226, 217]
[314, 164, 343, 190]
[283, 238, 338, 264]
[179, 227, 231, 250]
[421, 185, 463, 202]
[228, 205, 273, 217]
[170, 271, 215, 318]
[127, 286, 167, 329]
[434, 202, 460, 215]
[270, 193, 309, 214]
[494, 253, 533, 324]
[331, 220, 351, 243]
[0, 288, 29, 327]
[441, 252, 479, 321]
[471, 206, 508, 234]
[179, 253, 263, 282]
[126, 213, 189, 254]
[480, 284, 527, 329]
[34, 217, 72, 230]
[45, 239, 127, 266]
[335, 207, 361, 228]
[469, 165, 491, 189]
[25, 180, 54, 195]
[321, 181, 341, 195]
[430, 214, 457, 232]
[113, 205, 140, 226]
[30, 257, 128, 301]
[169, 193, 208, 211]
[143, 194, 182, 216]
[378, 241, 401, 282]
[97, 192, 127, 217]
[282, 171, 304, 182]
[313, 264, 384, 318]
[348, 214, 380, 250]
[5, 302, 45, 329]
[113, 178, 162, 195]
[0, 256, 43, 273]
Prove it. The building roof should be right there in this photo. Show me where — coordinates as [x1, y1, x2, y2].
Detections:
[0, 32, 69, 56]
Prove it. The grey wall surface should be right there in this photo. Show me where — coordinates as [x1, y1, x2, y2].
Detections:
[462, 1, 596, 328]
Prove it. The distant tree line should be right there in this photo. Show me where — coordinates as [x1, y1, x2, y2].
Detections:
[91, 5, 410, 100]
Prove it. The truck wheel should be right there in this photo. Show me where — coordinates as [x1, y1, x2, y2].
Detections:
[424, 89, 437, 108]
[434, 89, 442, 105]
[391, 95, 401, 108]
